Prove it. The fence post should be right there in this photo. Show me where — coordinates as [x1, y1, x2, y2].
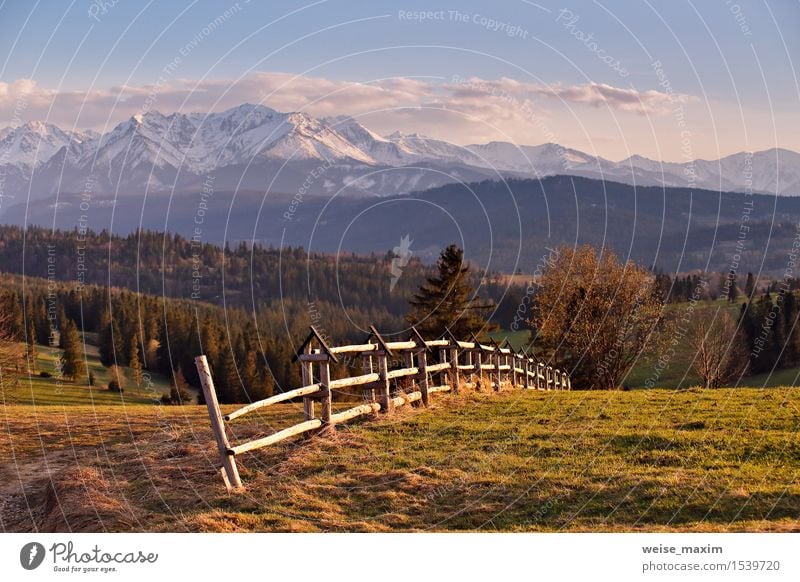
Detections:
[493, 349, 501, 391]
[319, 356, 333, 430]
[566, 373, 572, 391]
[300, 347, 315, 421]
[195, 355, 242, 492]
[362, 353, 374, 402]
[404, 349, 416, 397]
[417, 346, 429, 406]
[377, 350, 393, 413]
[511, 353, 518, 387]
[523, 356, 530, 389]
[473, 348, 482, 390]
[536, 362, 543, 390]
[449, 344, 459, 394]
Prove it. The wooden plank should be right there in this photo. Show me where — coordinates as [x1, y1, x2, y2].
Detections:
[386, 367, 419, 380]
[385, 340, 417, 350]
[195, 355, 242, 491]
[425, 362, 451, 373]
[224, 384, 321, 421]
[330, 402, 381, 424]
[329, 343, 378, 354]
[297, 353, 330, 362]
[229, 419, 323, 455]
[428, 385, 451, 394]
[329, 372, 380, 389]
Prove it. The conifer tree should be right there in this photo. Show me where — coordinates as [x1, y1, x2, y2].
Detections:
[745, 272, 756, 298]
[129, 333, 143, 387]
[406, 244, 495, 338]
[167, 365, 193, 405]
[60, 319, 84, 381]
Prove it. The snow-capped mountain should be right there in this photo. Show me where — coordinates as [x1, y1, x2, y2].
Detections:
[0, 121, 95, 172]
[2, 104, 799, 205]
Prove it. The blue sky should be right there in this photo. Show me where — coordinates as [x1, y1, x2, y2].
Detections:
[1, 0, 798, 160]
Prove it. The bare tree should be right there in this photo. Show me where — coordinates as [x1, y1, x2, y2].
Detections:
[687, 308, 748, 388]
[531, 245, 664, 389]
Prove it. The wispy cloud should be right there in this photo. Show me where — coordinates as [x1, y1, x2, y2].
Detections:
[0, 72, 692, 134]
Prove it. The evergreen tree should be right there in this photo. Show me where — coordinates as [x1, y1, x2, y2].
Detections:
[59, 319, 84, 381]
[99, 316, 124, 366]
[745, 272, 756, 298]
[164, 365, 193, 405]
[107, 364, 125, 392]
[727, 274, 738, 303]
[129, 333, 143, 387]
[406, 244, 495, 338]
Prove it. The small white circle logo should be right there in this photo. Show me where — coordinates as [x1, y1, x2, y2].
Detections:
[20, 542, 46, 570]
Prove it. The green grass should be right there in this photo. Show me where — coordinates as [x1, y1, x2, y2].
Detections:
[1, 338, 175, 406]
[2, 387, 797, 532]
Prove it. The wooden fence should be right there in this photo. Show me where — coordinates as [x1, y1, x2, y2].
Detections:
[195, 326, 571, 491]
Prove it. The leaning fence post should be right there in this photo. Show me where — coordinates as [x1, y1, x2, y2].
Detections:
[195, 355, 242, 492]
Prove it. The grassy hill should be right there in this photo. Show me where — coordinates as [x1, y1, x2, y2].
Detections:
[2, 387, 797, 532]
[1, 337, 177, 406]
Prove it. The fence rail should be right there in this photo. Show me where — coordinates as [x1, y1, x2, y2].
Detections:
[196, 325, 571, 491]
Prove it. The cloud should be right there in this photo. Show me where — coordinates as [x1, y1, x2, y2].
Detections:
[0, 73, 692, 128]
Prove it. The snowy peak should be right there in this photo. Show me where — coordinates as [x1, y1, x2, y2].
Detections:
[0, 121, 93, 169]
[3, 106, 800, 197]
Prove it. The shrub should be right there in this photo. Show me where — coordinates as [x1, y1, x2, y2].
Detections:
[108, 379, 124, 393]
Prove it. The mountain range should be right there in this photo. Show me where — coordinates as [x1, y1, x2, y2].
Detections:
[1, 103, 799, 209]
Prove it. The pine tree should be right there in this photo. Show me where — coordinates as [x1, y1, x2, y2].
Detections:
[166, 366, 193, 405]
[727, 274, 738, 302]
[59, 319, 84, 381]
[99, 315, 125, 366]
[129, 333, 143, 387]
[107, 364, 125, 392]
[744, 272, 755, 298]
[406, 244, 495, 338]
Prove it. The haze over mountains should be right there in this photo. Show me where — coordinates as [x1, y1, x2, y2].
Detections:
[1, 103, 799, 207]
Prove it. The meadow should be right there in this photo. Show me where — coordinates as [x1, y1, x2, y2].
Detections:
[2, 387, 797, 532]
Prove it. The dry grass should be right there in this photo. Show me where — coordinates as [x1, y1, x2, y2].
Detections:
[1, 386, 799, 532]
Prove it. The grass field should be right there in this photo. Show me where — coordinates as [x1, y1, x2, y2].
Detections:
[1, 339, 177, 406]
[2, 386, 798, 532]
